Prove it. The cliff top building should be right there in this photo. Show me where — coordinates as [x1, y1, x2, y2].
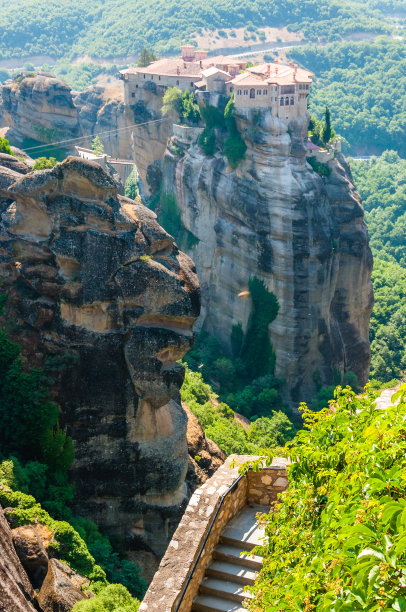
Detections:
[120, 47, 313, 120]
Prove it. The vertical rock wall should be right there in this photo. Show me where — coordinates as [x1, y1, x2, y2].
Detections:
[161, 108, 373, 406]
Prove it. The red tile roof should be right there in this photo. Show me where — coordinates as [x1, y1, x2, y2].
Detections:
[124, 58, 202, 78]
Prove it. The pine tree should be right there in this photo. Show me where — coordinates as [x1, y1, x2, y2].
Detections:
[322, 106, 332, 145]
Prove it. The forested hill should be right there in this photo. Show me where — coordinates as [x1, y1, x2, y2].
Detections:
[0, 0, 402, 60]
[288, 39, 406, 155]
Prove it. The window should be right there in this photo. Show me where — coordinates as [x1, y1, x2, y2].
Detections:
[136, 84, 138, 88]
[131, 92, 135, 98]
[244, 89, 248, 95]
[191, 82, 194, 87]
[306, 84, 309, 90]
[176, 80, 179, 85]
[143, 74, 146, 79]
[237, 89, 241, 95]
[151, 75, 153, 79]
[257, 90, 261, 95]
[250, 88, 255, 98]
[159, 76, 161, 80]
[290, 96, 294, 105]
[280, 97, 284, 106]
[285, 97, 289, 106]
[263, 89, 267, 95]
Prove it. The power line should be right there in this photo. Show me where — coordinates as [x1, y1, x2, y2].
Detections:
[22, 117, 169, 153]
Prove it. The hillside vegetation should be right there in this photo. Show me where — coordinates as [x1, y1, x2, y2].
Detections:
[288, 38, 406, 155]
[350, 152, 406, 383]
[244, 385, 406, 611]
[0, 0, 400, 60]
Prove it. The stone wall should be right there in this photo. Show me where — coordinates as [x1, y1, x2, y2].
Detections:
[140, 455, 289, 612]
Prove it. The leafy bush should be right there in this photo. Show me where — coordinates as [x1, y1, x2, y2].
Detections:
[0, 137, 13, 156]
[162, 88, 200, 125]
[181, 367, 294, 455]
[198, 128, 216, 156]
[243, 384, 406, 611]
[308, 155, 331, 177]
[33, 156, 58, 170]
[72, 584, 140, 612]
[223, 97, 247, 169]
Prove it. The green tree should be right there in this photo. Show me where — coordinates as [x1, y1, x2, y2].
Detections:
[137, 47, 157, 67]
[91, 135, 104, 156]
[125, 165, 139, 200]
[33, 156, 58, 170]
[0, 137, 14, 156]
[321, 106, 334, 144]
[161, 87, 183, 120]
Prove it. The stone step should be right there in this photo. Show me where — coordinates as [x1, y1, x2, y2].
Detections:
[199, 577, 253, 603]
[205, 560, 257, 586]
[220, 505, 267, 551]
[213, 544, 263, 570]
[192, 594, 247, 612]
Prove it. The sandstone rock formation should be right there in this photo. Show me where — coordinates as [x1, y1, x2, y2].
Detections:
[0, 73, 79, 144]
[0, 506, 38, 612]
[160, 108, 373, 406]
[37, 559, 91, 612]
[12, 524, 54, 588]
[0, 157, 200, 561]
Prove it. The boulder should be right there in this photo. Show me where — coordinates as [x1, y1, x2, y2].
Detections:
[12, 524, 54, 588]
[37, 559, 91, 612]
[0, 506, 38, 612]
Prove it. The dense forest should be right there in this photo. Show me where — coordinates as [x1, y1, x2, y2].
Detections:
[350, 151, 406, 383]
[0, 0, 400, 60]
[288, 39, 406, 155]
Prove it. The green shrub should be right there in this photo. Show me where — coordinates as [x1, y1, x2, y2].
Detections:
[198, 128, 217, 156]
[243, 385, 406, 611]
[72, 584, 140, 612]
[223, 96, 246, 169]
[33, 157, 58, 170]
[308, 156, 331, 177]
[0, 137, 13, 156]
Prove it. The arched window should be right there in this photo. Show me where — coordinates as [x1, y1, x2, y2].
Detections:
[285, 96, 289, 105]
[250, 88, 255, 99]
[290, 96, 294, 105]
[280, 97, 284, 106]
[176, 80, 179, 85]
[263, 89, 267, 95]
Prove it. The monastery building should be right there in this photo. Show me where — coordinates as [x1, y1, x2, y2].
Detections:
[120, 45, 313, 121]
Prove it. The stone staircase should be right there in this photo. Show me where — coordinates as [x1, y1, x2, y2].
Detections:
[192, 505, 267, 612]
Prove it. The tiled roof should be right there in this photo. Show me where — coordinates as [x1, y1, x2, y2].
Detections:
[202, 66, 230, 78]
[124, 59, 202, 78]
[248, 62, 313, 84]
[202, 55, 246, 67]
[230, 73, 267, 87]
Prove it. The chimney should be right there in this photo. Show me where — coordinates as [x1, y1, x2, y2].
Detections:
[267, 63, 271, 76]
[289, 60, 293, 68]
[274, 58, 278, 64]
[294, 64, 298, 74]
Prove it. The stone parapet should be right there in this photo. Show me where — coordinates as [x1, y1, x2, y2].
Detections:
[172, 124, 204, 144]
[140, 455, 289, 612]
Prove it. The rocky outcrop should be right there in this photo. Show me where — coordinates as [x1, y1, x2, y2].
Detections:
[160, 108, 373, 406]
[0, 506, 39, 612]
[37, 559, 91, 612]
[184, 403, 225, 487]
[0, 157, 201, 561]
[0, 73, 79, 144]
[12, 524, 54, 588]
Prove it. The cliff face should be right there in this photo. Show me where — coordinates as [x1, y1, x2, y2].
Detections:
[0, 157, 201, 560]
[0, 74, 79, 143]
[161, 108, 373, 405]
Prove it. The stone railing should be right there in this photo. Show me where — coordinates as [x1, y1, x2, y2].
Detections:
[172, 124, 204, 144]
[140, 454, 288, 612]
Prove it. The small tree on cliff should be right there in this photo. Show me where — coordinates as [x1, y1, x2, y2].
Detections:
[91, 135, 104, 156]
[0, 137, 13, 156]
[137, 48, 158, 67]
[322, 106, 335, 145]
[161, 87, 183, 121]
